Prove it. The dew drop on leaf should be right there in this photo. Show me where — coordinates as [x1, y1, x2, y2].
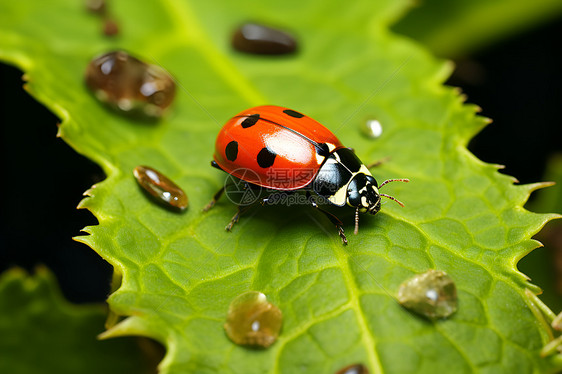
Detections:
[361, 119, 383, 139]
[232, 23, 297, 55]
[397, 269, 458, 319]
[133, 166, 188, 210]
[103, 19, 119, 36]
[224, 291, 282, 348]
[85, 0, 106, 14]
[335, 363, 370, 374]
[85, 51, 176, 118]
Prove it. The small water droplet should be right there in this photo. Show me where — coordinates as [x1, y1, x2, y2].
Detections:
[232, 23, 297, 55]
[85, 0, 106, 14]
[85, 51, 176, 118]
[103, 19, 119, 36]
[335, 363, 370, 374]
[133, 166, 188, 210]
[397, 269, 457, 319]
[361, 119, 383, 139]
[224, 291, 282, 348]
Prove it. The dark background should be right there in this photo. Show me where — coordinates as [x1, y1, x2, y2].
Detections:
[0, 17, 561, 303]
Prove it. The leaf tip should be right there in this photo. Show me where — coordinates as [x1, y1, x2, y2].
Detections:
[76, 195, 91, 210]
[73, 232, 92, 246]
[525, 181, 557, 195]
[98, 315, 156, 341]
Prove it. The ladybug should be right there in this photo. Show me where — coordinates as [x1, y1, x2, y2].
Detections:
[203, 105, 408, 244]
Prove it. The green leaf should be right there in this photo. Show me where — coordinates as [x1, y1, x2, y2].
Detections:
[529, 155, 562, 216]
[392, 0, 562, 57]
[0, 267, 149, 374]
[0, 0, 559, 373]
[521, 155, 562, 313]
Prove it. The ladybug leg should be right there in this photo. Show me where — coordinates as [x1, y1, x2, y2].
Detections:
[306, 192, 348, 245]
[261, 191, 280, 205]
[367, 156, 391, 169]
[210, 160, 224, 171]
[202, 184, 231, 212]
[261, 191, 290, 206]
[261, 195, 273, 206]
[314, 204, 348, 245]
[225, 205, 250, 231]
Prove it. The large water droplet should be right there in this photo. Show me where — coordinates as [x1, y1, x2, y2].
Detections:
[361, 119, 383, 139]
[133, 166, 188, 210]
[224, 291, 282, 348]
[397, 269, 457, 319]
[85, 51, 176, 118]
[232, 23, 297, 55]
[335, 363, 370, 374]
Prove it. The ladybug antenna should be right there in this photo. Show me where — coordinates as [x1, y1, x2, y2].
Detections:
[378, 178, 409, 189]
[354, 207, 360, 235]
[380, 193, 405, 207]
[378, 178, 409, 207]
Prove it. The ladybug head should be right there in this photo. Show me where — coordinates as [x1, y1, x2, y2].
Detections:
[346, 173, 381, 214]
[347, 173, 409, 235]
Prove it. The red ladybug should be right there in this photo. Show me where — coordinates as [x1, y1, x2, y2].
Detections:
[204, 105, 408, 244]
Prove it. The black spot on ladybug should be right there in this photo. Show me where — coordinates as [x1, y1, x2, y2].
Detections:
[283, 109, 304, 118]
[316, 143, 331, 157]
[257, 147, 277, 168]
[241, 113, 260, 128]
[225, 141, 238, 161]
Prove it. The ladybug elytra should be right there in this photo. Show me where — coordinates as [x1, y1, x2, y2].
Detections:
[204, 105, 408, 244]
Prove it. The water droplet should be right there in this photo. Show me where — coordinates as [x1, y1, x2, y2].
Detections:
[103, 19, 119, 36]
[85, 51, 176, 118]
[133, 166, 188, 210]
[397, 269, 458, 319]
[224, 291, 282, 348]
[361, 119, 383, 139]
[335, 363, 370, 374]
[85, 0, 106, 14]
[232, 23, 297, 55]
